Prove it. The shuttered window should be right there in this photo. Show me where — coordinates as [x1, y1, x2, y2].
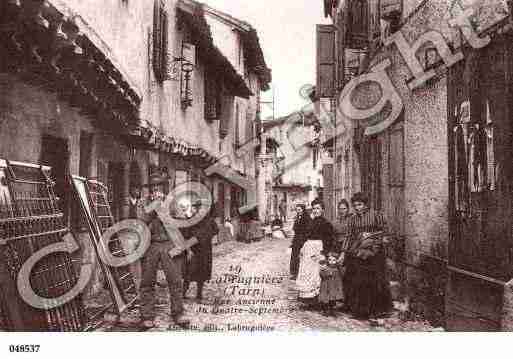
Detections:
[323, 163, 335, 221]
[346, 0, 381, 49]
[246, 109, 254, 144]
[153, 0, 168, 83]
[204, 70, 218, 121]
[336, 9, 346, 89]
[316, 24, 336, 98]
[219, 95, 231, 139]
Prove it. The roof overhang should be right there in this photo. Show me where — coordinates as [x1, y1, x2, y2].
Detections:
[199, 2, 272, 91]
[177, 0, 253, 99]
[0, 0, 142, 132]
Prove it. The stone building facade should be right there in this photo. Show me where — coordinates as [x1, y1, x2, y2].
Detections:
[263, 109, 324, 221]
[319, 0, 512, 328]
[0, 0, 270, 294]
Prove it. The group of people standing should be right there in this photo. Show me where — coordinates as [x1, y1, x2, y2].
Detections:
[290, 193, 393, 320]
[126, 173, 219, 330]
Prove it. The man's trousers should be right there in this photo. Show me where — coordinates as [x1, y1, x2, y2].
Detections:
[140, 241, 184, 320]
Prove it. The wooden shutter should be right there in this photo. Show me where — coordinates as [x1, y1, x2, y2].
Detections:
[235, 104, 240, 148]
[204, 71, 218, 121]
[346, 0, 381, 49]
[245, 109, 254, 145]
[219, 94, 232, 139]
[161, 11, 168, 77]
[323, 163, 335, 221]
[153, 0, 162, 81]
[152, 0, 168, 83]
[316, 24, 336, 98]
[369, 0, 381, 43]
[336, 9, 346, 89]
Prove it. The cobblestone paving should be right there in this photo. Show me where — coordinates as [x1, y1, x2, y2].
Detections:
[97, 236, 439, 332]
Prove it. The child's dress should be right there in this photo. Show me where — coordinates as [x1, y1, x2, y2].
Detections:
[318, 261, 344, 304]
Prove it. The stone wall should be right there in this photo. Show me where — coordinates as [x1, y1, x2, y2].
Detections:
[346, 0, 453, 325]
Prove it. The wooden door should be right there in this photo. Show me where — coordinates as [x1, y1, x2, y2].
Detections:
[108, 162, 124, 222]
[446, 42, 513, 331]
[40, 135, 69, 215]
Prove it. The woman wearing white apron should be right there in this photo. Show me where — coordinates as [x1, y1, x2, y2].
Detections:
[295, 199, 335, 306]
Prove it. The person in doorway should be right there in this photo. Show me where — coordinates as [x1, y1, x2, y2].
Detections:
[295, 199, 335, 307]
[224, 217, 234, 239]
[279, 198, 287, 223]
[289, 203, 310, 280]
[343, 192, 392, 319]
[138, 173, 191, 329]
[182, 200, 219, 303]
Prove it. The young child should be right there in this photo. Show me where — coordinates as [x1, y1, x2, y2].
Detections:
[318, 252, 344, 316]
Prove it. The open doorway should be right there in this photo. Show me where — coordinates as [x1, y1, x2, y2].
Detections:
[40, 134, 69, 216]
[108, 162, 124, 222]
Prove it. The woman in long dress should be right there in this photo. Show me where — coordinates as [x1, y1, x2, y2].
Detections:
[343, 193, 392, 319]
[296, 199, 335, 306]
[289, 203, 311, 280]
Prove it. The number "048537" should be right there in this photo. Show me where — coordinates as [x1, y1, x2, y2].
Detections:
[9, 344, 40, 353]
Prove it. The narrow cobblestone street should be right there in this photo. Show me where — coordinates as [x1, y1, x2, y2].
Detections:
[96, 235, 438, 332]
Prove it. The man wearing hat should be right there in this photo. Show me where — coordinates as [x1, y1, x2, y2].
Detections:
[138, 172, 191, 329]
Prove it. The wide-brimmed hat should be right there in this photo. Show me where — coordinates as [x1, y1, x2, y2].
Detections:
[144, 173, 168, 187]
[191, 198, 202, 208]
